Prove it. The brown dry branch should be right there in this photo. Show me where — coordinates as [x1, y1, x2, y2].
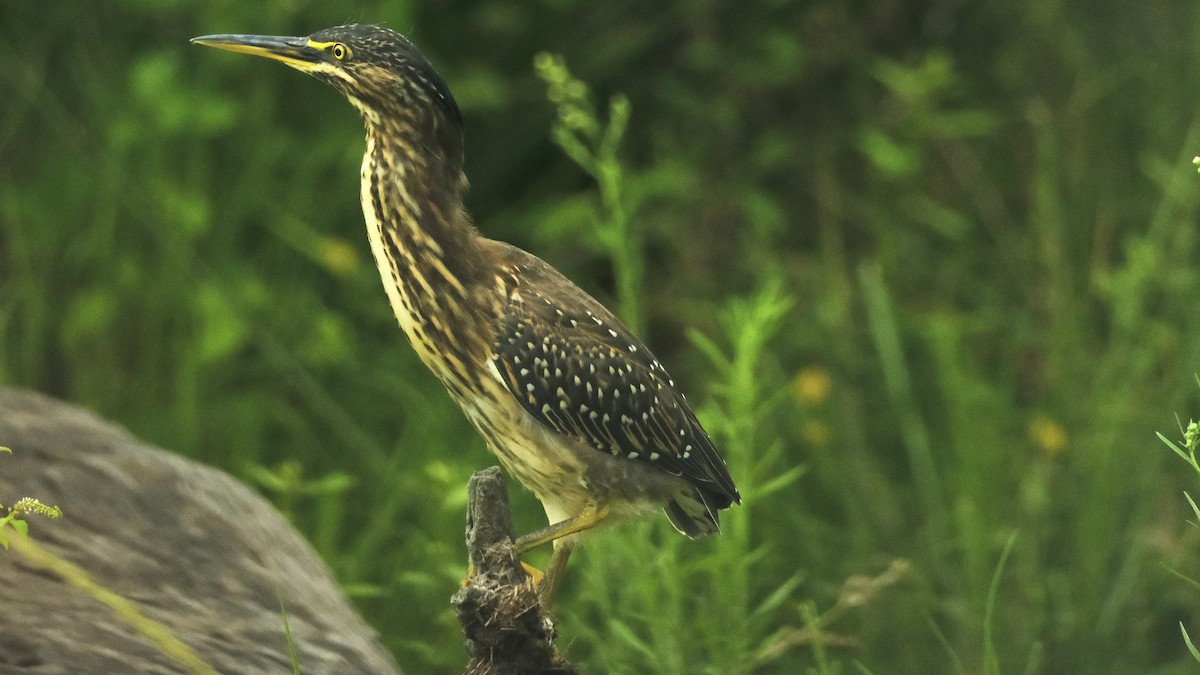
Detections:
[451, 467, 577, 675]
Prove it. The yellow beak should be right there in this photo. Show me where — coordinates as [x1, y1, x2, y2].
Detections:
[191, 33, 324, 71]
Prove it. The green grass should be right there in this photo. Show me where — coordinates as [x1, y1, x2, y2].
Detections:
[1160, 411, 1200, 666]
[4, 1, 1200, 673]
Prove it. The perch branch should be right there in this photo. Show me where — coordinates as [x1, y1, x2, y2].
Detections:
[451, 467, 576, 674]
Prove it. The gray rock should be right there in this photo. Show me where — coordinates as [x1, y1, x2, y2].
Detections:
[0, 388, 401, 675]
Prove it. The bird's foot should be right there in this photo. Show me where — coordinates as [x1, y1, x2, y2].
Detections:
[520, 561, 544, 586]
[461, 559, 543, 587]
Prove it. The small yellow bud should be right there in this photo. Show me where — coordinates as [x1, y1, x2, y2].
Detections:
[1028, 414, 1068, 457]
[319, 236, 359, 275]
[793, 366, 832, 405]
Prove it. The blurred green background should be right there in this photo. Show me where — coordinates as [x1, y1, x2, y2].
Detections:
[3, 1, 1200, 673]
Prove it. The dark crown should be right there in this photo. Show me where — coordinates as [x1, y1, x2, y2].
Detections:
[312, 24, 462, 128]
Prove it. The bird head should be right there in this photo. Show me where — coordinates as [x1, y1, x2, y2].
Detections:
[193, 24, 463, 157]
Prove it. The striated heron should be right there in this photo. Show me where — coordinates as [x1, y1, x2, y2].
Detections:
[192, 24, 740, 603]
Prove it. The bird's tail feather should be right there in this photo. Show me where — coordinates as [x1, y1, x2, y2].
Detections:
[664, 486, 722, 538]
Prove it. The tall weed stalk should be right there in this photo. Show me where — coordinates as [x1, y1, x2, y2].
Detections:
[534, 54, 803, 671]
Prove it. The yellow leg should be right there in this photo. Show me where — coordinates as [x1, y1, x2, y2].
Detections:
[537, 539, 575, 607]
[514, 503, 611, 553]
[511, 503, 609, 606]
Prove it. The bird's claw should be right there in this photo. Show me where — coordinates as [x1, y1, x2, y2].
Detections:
[460, 560, 543, 587]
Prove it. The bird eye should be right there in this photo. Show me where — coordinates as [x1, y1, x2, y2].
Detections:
[331, 43, 350, 61]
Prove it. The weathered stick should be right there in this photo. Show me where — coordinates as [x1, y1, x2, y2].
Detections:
[451, 467, 576, 674]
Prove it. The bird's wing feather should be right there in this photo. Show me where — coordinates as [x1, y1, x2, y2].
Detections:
[487, 254, 739, 506]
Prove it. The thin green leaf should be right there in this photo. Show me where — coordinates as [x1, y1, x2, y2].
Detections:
[1182, 623, 1200, 662]
[686, 328, 733, 373]
[1158, 431, 1199, 471]
[280, 599, 302, 675]
[749, 572, 806, 622]
[1162, 563, 1200, 593]
[756, 465, 806, 500]
[608, 618, 658, 663]
[927, 614, 969, 675]
[983, 532, 1019, 675]
[1186, 492, 1200, 525]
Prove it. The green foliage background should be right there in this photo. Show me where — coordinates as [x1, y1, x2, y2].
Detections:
[3, 1, 1200, 672]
